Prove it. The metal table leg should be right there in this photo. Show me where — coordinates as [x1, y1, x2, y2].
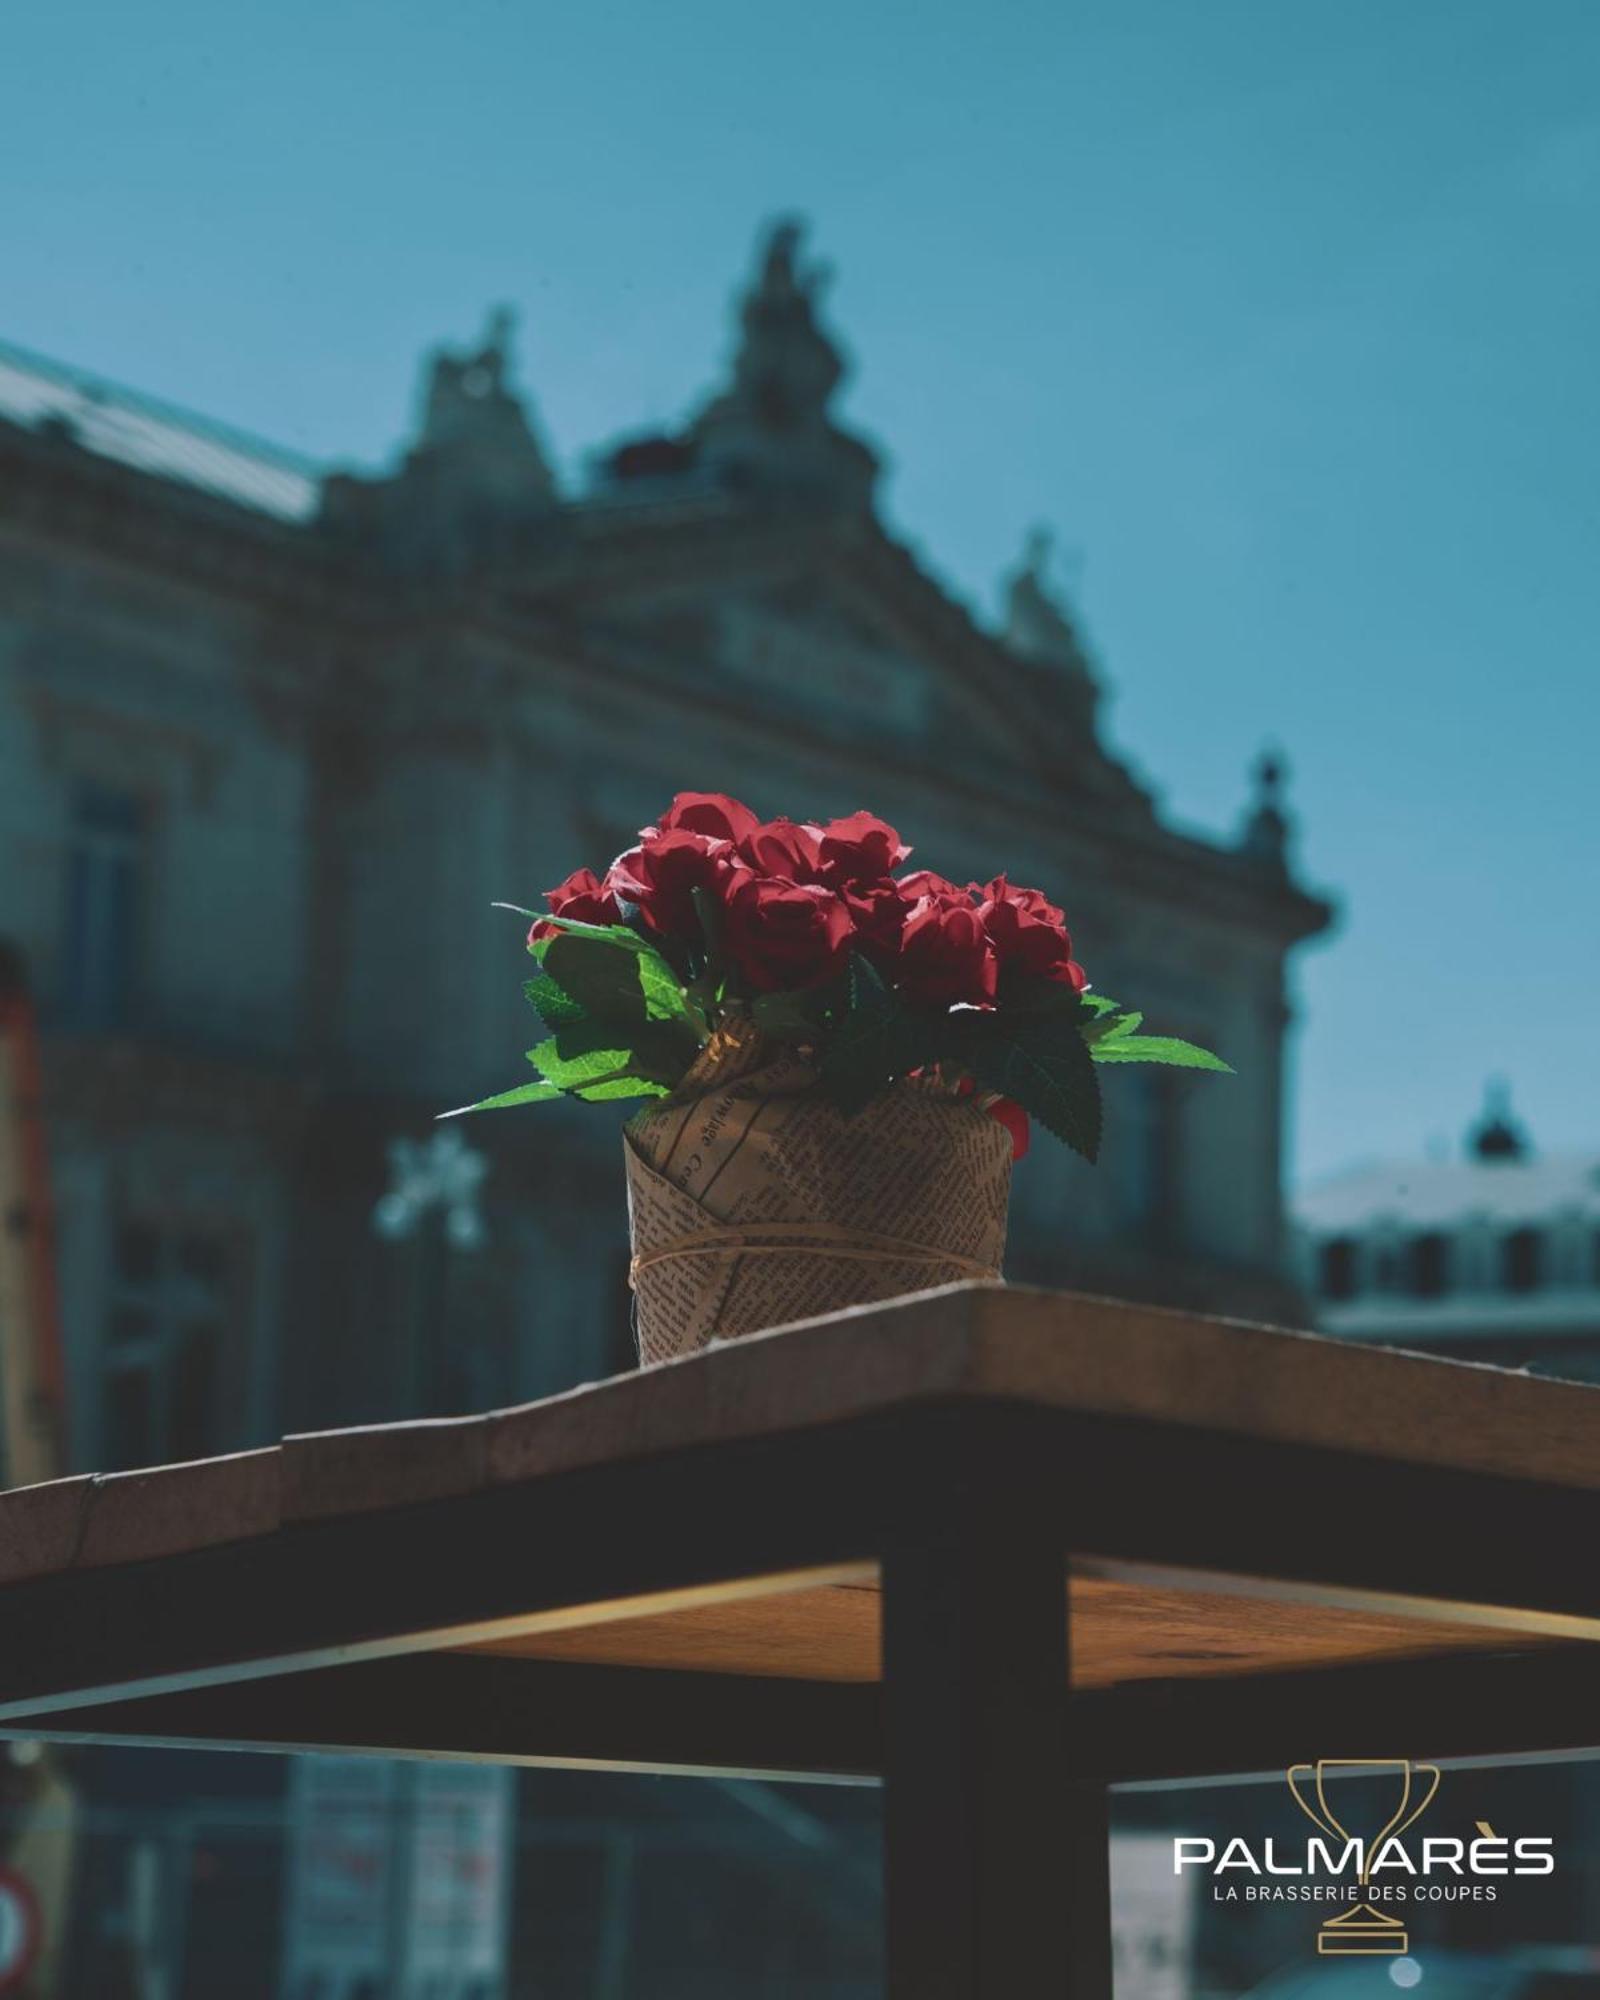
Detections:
[882, 1514, 1105, 1997]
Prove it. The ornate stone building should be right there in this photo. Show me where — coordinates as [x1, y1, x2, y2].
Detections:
[0, 220, 1331, 1481]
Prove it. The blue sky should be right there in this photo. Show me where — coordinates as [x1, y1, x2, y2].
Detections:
[4, 0, 1596, 1184]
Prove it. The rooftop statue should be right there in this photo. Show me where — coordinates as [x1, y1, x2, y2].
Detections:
[690, 218, 878, 507]
[1002, 527, 1094, 677]
[413, 304, 554, 494]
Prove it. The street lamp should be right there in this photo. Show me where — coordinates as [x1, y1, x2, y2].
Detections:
[372, 1129, 488, 1252]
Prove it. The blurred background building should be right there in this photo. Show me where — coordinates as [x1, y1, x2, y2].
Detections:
[0, 217, 1330, 1997]
[4, 0, 1596, 1981]
[1297, 1084, 1600, 1378]
[0, 217, 1330, 1478]
[1, 196, 1595, 2000]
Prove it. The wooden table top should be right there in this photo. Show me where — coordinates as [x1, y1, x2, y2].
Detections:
[2, 1281, 1596, 1712]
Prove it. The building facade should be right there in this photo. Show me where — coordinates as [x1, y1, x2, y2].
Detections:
[1297, 1085, 1600, 1379]
[0, 220, 1339, 1996]
[0, 221, 1330, 1483]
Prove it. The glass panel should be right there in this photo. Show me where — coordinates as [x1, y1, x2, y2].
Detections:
[113, 1222, 162, 1286]
[1408, 1230, 1448, 1298]
[60, 783, 145, 1028]
[100, 852, 142, 1028]
[1320, 1237, 1356, 1299]
[1504, 1227, 1543, 1293]
[60, 848, 97, 1022]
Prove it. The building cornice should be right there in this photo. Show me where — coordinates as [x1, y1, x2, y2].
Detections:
[1, 420, 1334, 947]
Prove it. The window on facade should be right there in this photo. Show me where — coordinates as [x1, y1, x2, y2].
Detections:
[61, 781, 147, 1028]
[1319, 1237, 1356, 1300]
[1110, 1069, 1182, 1247]
[1502, 1227, 1543, 1294]
[102, 1220, 233, 1470]
[1407, 1231, 1449, 1298]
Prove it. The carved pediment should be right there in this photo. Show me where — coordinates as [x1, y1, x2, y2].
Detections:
[574, 518, 1151, 814]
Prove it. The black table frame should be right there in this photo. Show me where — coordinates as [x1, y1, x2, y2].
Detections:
[3, 1399, 1598, 1998]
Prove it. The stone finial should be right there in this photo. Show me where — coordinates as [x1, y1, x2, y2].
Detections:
[1468, 1078, 1529, 1163]
[1239, 746, 1293, 870]
[320, 306, 558, 564]
[416, 305, 548, 482]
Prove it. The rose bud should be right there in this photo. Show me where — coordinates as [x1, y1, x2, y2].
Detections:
[738, 817, 824, 881]
[722, 875, 854, 992]
[842, 879, 911, 954]
[608, 830, 747, 942]
[528, 866, 622, 945]
[896, 890, 999, 1009]
[975, 875, 1087, 989]
[986, 1096, 1031, 1160]
[808, 811, 912, 887]
[659, 791, 762, 846]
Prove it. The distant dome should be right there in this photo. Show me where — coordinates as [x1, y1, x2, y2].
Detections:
[1468, 1078, 1529, 1163]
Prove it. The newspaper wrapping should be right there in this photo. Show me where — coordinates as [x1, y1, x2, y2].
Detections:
[624, 1020, 1012, 1364]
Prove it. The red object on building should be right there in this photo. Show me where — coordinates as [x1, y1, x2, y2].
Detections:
[0, 1866, 42, 1994]
[0, 942, 67, 1489]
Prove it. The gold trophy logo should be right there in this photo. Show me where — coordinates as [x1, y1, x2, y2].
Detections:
[1286, 1759, 1441, 1955]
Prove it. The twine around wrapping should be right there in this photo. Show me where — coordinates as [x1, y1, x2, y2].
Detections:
[628, 1219, 999, 1289]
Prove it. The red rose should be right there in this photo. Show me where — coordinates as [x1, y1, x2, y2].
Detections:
[722, 875, 853, 992]
[738, 817, 823, 880]
[608, 830, 747, 941]
[808, 811, 912, 887]
[528, 866, 622, 944]
[897, 889, 998, 1008]
[659, 791, 761, 846]
[975, 875, 1087, 989]
[842, 879, 910, 954]
[895, 869, 962, 902]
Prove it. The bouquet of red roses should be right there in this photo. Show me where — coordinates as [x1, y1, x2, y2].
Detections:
[459, 792, 1227, 1360]
[460, 789, 1225, 1161]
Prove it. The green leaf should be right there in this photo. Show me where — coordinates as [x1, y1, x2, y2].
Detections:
[523, 973, 586, 1032]
[963, 1015, 1103, 1162]
[529, 1027, 633, 1091]
[1090, 1035, 1233, 1072]
[530, 1019, 695, 1096]
[570, 1073, 671, 1101]
[1079, 992, 1120, 1018]
[438, 1078, 563, 1118]
[525, 932, 694, 1046]
[637, 948, 692, 1025]
[1083, 1004, 1155, 1048]
[497, 904, 656, 954]
[817, 955, 943, 1115]
[752, 972, 848, 1045]
[752, 989, 823, 1041]
[540, 934, 649, 1023]
[996, 967, 1080, 1016]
